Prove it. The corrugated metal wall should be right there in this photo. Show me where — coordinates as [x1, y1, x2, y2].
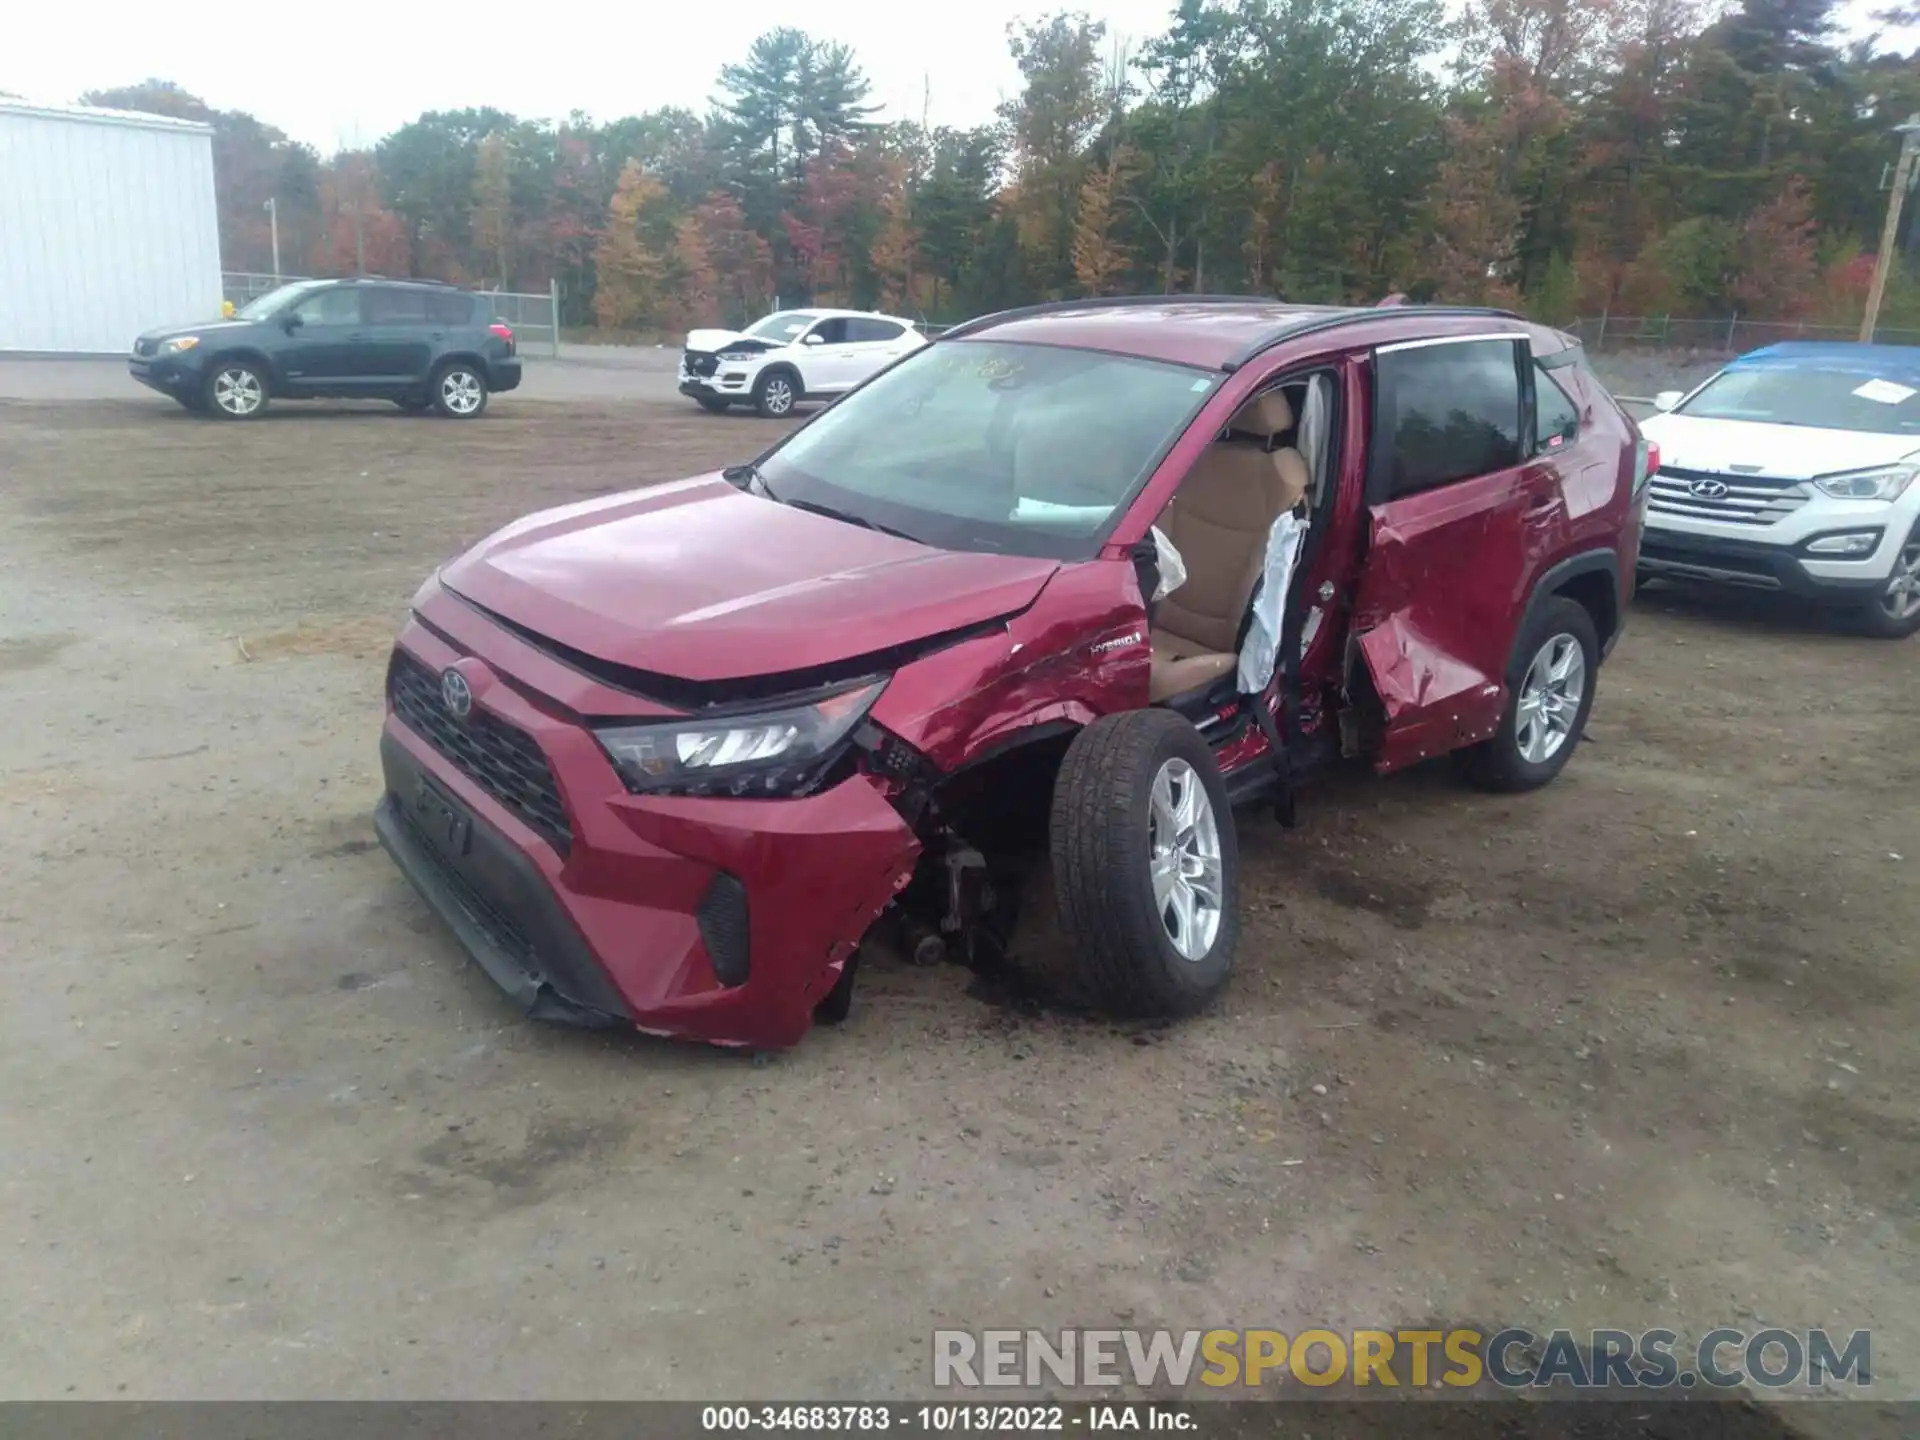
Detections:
[0, 103, 223, 354]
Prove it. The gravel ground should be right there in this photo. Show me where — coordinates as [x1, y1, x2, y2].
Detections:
[0, 392, 1913, 1422]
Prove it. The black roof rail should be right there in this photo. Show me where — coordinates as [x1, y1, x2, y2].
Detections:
[1219, 304, 1531, 372]
[938, 293, 1288, 343]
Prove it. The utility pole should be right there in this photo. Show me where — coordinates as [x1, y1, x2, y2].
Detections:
[1860, 114, 1920, 343]
[265, 196, 282, 281]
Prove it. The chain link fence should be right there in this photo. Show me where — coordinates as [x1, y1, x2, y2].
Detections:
[1567, 314, 1920, 354]
[218, 273, 560, 357]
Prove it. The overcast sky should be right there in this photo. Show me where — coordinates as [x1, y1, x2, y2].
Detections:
[4, 0, 1911, 152]
[4, 0, 1177, 151]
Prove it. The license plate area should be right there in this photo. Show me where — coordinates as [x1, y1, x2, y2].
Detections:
[411, 774, 473, 859]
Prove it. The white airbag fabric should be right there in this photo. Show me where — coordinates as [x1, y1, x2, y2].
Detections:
[1149, 525, 1188, 602]
[1236, 512, 1306, 695]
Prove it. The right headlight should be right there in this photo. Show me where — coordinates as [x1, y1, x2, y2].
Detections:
[1813, 464, 1918, 501]
[595, 679, 885, 797]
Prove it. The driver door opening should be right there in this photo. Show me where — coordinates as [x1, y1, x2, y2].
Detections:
[1145, 371, 1338, 709]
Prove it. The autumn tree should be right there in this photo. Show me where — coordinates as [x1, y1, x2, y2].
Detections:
[472, 132, 513, 289]
[593, 160, 670, 329]
[1072, 148, 1136, 294]
[1001, 13, 1110, 297]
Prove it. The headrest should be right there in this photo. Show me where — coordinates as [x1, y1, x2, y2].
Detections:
[1228, 390, 1294, 438]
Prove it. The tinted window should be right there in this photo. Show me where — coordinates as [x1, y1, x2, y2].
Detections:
[290, 287, 361, 326]
[364, 288, 430, 325]
[427, 291, 476, 325]
[1373, 339, 1523, 497]
[747, 311, 819, 342]
[1535, 366, 1581, 450]
[809, 318, 852, 345]
[848, 318, 906, 343]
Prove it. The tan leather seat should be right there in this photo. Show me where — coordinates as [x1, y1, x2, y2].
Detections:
[1149, 391, 1309, 702]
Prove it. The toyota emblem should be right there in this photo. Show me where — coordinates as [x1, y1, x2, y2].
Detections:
[441, 668, 473, 719]
[1688, 477, 1730, 500]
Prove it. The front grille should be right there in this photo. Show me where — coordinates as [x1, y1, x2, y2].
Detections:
[682, 348, 718, 378]
[696, 873, 752, 987]
[134, 338, 157, 357]
[1648, 465, 1809, 526]
[387, 650, 573, 856]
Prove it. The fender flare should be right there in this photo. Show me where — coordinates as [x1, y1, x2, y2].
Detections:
[1520, 547, 1621, 652]
[757, 361, 805, 399]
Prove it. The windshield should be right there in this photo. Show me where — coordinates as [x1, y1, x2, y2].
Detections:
[234, 280, 328, 320]
[1678, 364, 1920, 435]
[747, 311, 821, 343]
[756, 340, 1218, 558]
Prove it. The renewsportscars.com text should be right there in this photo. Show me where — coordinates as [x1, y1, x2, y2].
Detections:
[933, 1327, 1871, 1391]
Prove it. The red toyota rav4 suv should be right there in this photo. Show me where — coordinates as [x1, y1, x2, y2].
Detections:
[374, 299, 1652, 1048]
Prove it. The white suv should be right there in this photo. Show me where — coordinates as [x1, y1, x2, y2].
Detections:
[1638, 342, 1920, 638]
[678, 309, 927, 418]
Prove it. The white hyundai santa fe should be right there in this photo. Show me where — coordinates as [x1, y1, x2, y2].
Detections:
[678, 308, 927, 418]
[1637, 341, 1920, 638]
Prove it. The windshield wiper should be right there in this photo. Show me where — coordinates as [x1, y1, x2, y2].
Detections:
[722, 462, 777, 499]
[781, 496, 922, 544]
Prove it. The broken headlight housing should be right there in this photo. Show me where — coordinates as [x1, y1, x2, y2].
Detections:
[595, 679, 886, 797]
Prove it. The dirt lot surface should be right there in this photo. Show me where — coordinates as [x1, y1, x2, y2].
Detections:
[2, 391, 1916, 1424]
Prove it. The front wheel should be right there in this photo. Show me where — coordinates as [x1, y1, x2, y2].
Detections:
[1050, 710, 1240, 1017]
[432, 363, 489, 418]
[1459, 596, 1599, 792]
[204, 362, 267, 419]
[1853, 528, 1920, 639]
[753, 369, 798, 418]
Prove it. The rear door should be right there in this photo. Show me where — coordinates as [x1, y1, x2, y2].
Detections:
[360, 286, 437, 383]
[838, 317, 916, 386]
[1349, 333, 1564, 771]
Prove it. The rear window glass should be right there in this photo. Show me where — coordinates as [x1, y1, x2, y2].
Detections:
[1535, 365, 1581, 450]
[427, 291, 475, 325]
[1373, 338, 1524, 497]
[364, 288, 429, 325]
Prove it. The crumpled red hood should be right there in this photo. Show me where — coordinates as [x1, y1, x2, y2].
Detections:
[440, 474, 1059, 682]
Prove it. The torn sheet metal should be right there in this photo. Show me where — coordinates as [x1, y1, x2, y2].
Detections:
[1235, 511, 1306, 695]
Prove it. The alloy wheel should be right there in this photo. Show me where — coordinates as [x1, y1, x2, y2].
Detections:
[1147, 757, 1224, 962]
[763, 377, 794, 415]
[212, 368, 263, 416]
[440, 370, 484, 415]
[1880, 539, 1920, 622]
[1514, 632, 1586, 765]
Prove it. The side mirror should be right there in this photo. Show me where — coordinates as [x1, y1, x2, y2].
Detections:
[282, 312, 304, 333]
[803, 332, 825, 346]
[1653, 390, 1682, 413]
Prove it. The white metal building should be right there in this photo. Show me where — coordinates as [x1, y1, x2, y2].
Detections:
[0, 100, 223, 354]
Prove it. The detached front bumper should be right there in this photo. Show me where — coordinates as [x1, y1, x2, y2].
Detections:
[374, 622, 920, 1049]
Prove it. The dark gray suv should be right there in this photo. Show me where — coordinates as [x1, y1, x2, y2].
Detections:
[129, 277, 523, 419]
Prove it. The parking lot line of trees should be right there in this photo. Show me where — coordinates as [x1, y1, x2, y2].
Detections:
[80, 0, 1920, 334]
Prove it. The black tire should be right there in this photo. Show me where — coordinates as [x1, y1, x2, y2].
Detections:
[202, 360, 268, 420]
[695, 396, 731, 414]
[753, 367, 800, 419]
[814, 952, 859, 1025]
[175, 393, 207, 413]
[1049, 710, 1240, 1017]
[431, 362, 489, 419]
[1850, 523, 1920, 639]
[1459, 595, 1600, 792]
